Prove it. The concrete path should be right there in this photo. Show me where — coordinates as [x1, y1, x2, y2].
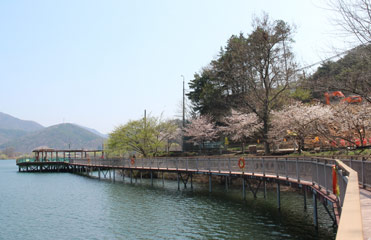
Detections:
[360, 189, 371, 240]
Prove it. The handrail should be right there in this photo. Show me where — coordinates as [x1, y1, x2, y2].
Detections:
[16, 157, 69, 164]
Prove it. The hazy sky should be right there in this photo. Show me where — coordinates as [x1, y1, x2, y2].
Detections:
[0, 0, 352, 134]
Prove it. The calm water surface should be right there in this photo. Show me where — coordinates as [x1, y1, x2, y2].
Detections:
[0, 160, 335, 239]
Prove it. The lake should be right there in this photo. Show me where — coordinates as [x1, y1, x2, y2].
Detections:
[0, 160, 335, 239]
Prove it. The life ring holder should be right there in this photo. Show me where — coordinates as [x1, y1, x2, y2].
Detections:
[131, 158, 135, 165]
[238, 157, 245, 169]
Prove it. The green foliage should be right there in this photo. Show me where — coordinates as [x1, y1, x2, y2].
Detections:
[290, 88, 312, 102]
[107, 116, 178, 157]
[187, 14, 296, 154]
[187, 71, 229, 122]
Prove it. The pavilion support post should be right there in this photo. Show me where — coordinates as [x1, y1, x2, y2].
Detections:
[277, 181, 281, 210]
[209, 174, 212, 193]
[98, 168, 101, 180]
[313, 191, 318, 229]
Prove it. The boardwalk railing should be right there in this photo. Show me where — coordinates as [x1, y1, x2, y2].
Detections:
[17, 155, 363, 239]
[16, 157, 70, 164]
[69, 156, 363, 239]
[72, 157, 350, 206]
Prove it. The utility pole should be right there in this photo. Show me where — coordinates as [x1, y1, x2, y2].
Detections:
[144, 109, 147, 155]
[181, 75, 185, 128]
[181, 75, 185, 152]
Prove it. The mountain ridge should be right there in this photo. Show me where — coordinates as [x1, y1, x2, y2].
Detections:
[0, 112, 44, 132]
[0, 123, 105, 153]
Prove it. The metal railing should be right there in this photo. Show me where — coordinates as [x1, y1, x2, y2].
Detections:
[69, 156, 365, 239]
[71, 157, 349, 204]
[16, 157, 70, 164]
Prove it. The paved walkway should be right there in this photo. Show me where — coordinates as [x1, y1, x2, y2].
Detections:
[360, 189, 371, 240]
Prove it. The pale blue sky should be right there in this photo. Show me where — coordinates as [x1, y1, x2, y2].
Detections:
[0, 0, 350, 134]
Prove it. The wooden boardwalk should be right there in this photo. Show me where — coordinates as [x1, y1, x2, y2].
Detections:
[360, 189, 371, 240]
[17, 156, 364, 239]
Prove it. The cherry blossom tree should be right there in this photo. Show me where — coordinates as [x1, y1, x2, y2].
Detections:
[324, 103, 371, 147]
[184, 115, 218, 150]
[270, 103, 332, 153]
[220, 110, 262, 153]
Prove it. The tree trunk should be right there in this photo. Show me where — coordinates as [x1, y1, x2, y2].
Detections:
[263, 112, 270, 155]
[298, 138, 304, 154]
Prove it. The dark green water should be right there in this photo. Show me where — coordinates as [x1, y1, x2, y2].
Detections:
[0, 160, 335, 239]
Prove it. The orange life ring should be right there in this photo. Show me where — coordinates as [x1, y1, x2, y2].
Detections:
[131, 158, 135, 165]
[238, 157, 245, 169]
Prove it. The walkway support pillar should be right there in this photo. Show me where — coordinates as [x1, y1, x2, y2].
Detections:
[151, 171, 153, 186]
[209, 174, 212, 193]
[98, 168, 101, 180]
[130, 170, 133, 184]
[190, 174, 193, 190]
[313, 191, 318, 229]
[303, 186, 307, 211]
[225, 176, 228, 191]
[162, 172, 164, 186]
[242, 178, 246, 200]
[277, 181, 281, 210]
[264, 179, 267, 199]
[177, 172, 180, 191]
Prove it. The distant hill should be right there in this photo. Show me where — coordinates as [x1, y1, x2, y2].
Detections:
[0, 123, 104, 153]
[307, 44, 371, 101]
[0, 112, 44, 132]
[73, 124, 107, 138]
[0, 129, 28, 145]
